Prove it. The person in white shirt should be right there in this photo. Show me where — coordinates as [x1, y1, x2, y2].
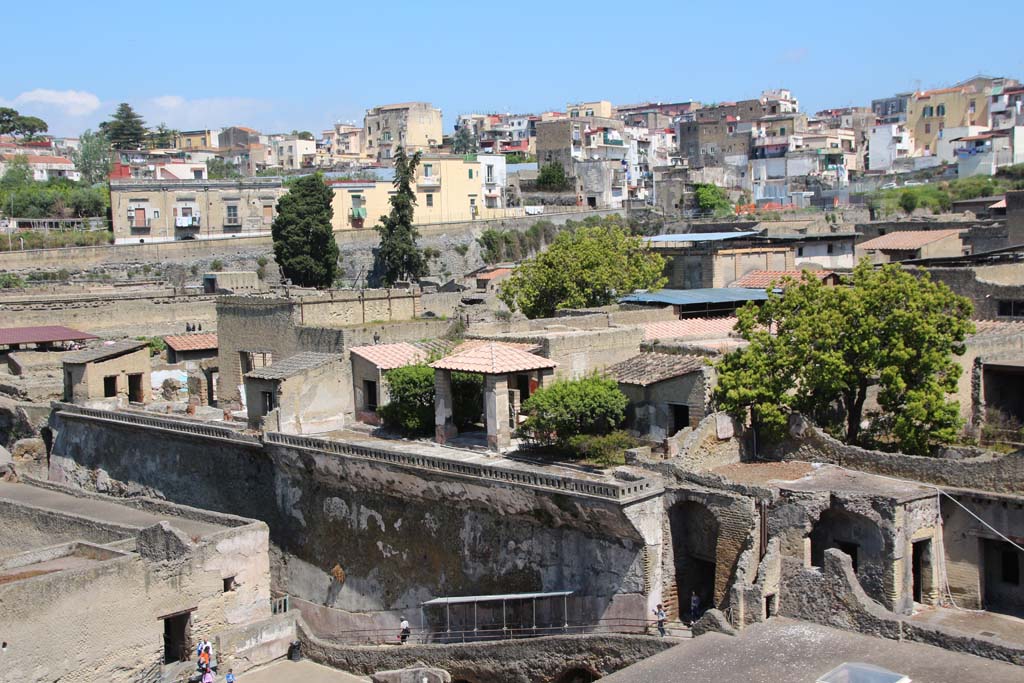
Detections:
[399, 617, 411, 644]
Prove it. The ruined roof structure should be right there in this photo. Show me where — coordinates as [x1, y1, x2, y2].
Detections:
[350, 342, 428, 370]
[0, 325, 98, 347]
[606, 352, 706, 386]
[245, 352, 343, 380]
[61, 340, 148, 364]
[430, 341, 557, 374]
[643, 316, 738, 341]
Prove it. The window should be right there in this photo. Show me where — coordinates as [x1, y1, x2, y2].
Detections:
[261, 390, 275, 414]
[423, 163, 432, 177]
[925, 124, 931, 135]
[797, 247, 804, 257]
[779, 127, 786, 136]
[364, 380, 378, 410]
[827, 243, 835, 255]
[226, 205, 239, 224]
[468, 168, 474, 179]
[969, 100, 976, 114]
[997, 300, 1024, 317]
[585, 109, 594, 116]
[223, 576, 236, 593]
[486, 164, 494, 182]
[103, 376, 117, 398]
[923, 106, 934, 117]
[936, 104, 946, 116]
[425, 194, 433, 207]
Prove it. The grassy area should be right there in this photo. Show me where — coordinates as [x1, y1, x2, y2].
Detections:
[0, 229, 113, 252]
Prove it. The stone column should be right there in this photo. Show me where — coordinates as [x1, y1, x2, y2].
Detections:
[434, 369, 457, 444]
[485, 373, 511, 451]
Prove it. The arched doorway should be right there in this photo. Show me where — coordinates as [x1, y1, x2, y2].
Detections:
[810, 507, 886, 603]
[555, 667, 599, 683]
[668, 501, 719, 620]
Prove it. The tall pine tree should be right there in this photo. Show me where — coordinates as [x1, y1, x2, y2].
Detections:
[100, 103, 147, 150]
[372, 147, 428, 286]
[271, 173, 339, 288]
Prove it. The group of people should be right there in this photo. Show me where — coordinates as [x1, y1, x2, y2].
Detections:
[653, 591, 703, 637]
[193, 638, 235, 683]
[185, 322, 204, 332]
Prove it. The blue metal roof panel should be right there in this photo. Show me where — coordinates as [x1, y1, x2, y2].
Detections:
[643, 231, 759, 243]
[620, 288, 769, 305]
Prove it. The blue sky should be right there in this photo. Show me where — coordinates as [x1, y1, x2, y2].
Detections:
[5, 0, 1023, 137]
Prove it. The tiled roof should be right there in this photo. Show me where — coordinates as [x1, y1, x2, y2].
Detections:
[0, 325, 97, 346]
[731, 269, 833, 288]
[2, 153, 74, 165]
[970, 320, 1024, 338]
[163, 333, 218, 352]
[606, 353, 706, 386]
[62, 340, 148, 364]
[350, 342, 427, 370]
[477, 268, 512, 281]
[642, 317, 738, 341]
[430, 341, 556, 374]
[246, 352, 342, 380]
[858, 229, 962, 251]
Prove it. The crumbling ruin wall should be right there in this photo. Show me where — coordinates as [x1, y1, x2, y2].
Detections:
[768, 415, 1024, 495]
[781, 549, 1024, 666]
[298, 623, 672, 683]
[48, 410, 657, 636]
[0, 292, 218, 334]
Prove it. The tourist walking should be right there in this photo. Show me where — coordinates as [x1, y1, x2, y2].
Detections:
[653, 604, 667, 637]
[399, 616, 411, 644]
[689, 591, 701, 623]
[225, 669, 236, 683]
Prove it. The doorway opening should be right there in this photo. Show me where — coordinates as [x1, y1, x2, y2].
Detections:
[103, 375, 117, 397]
[912, 539, 933, 604]
[161, 610, 193, 664]
[670, 403, 690, 434]
[128, 373, 144, 403]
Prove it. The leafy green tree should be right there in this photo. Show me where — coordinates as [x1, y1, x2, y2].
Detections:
[71, 129, 112, 185]
[499, 220, 666, 318]
[694, 183, 731, 214]
[451, 127, 478, 154]
[0, 108, 18, 136]
[899, 190, 918, 214]
[207, 158, 242, 179]
[290, 130, 315, 141]
[271, 173, 339, 288]
[372, 147, 428, 286]
[14, 116, 47, 140]
[147, 123, 179, 148]
[100, 103, 147, 150]
[518, 375, 628, 446]
[379, 364, 482, 435]
[714, 262, 974, 454]
[1, 155, 33, 188]
[537, 162, 571, 191]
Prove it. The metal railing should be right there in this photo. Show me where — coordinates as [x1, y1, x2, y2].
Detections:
[318, 617, 670, 646]
[271, 595, 290, 615]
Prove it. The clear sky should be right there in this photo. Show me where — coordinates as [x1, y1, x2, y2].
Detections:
[5, 0, 1023, 137]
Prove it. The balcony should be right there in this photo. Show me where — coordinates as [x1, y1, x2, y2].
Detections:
[417, 174, 441, 188]
[175, 216, 201, 228]
[483, 175, 498, 185]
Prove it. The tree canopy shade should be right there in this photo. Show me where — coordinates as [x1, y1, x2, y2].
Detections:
[371, 147, 428, 286]
[451, 127, 478, 154]
[271, 173, 339, 288]
[0, 108, 49, 139]
[71, 129, 112, 185]
[714, 262, 974, 454]
[99, 103, 147, 150]
[498, 219, 666, 318]
[694, 183, 731, 214]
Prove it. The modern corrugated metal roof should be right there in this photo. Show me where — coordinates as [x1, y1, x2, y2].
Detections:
[643, 231, 758, 243]
[621, 288, 769, 306]
[422, 591, 574, 606]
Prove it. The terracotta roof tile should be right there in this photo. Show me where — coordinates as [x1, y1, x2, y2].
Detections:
[643, 317, 738, 342]
[246, 352, 342, 380]
[858, 229, 962, 251]
[0, 326, 97, 346]
[163, 333, 218, 352]
[970, 320, 1024, 338]
[606, 353, 706, 386]
[477, 268, 513, 281]
[731, 269, 833, 288]
[2, 153, 74, 165]
[350, 342, 427, 370]
[430, 341, 556, 374]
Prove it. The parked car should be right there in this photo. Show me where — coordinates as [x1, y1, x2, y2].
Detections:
[880, 182, 898, 190]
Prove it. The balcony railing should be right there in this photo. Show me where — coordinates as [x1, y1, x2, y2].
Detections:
[418, 174, 441, 188]
[175, 216, 201, 228]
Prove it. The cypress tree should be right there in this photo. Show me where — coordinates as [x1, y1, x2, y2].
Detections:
[372, 147, 428, 287]
[271, 174, 339, 288]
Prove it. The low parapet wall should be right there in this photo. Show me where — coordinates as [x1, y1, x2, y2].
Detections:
[768, 414, 1024, 495]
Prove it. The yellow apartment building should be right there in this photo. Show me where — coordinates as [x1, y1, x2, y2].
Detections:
[568, 100, 615, 118]
[330, 155, 512, 231]
[362, 102, 443, 163]
[176, 129, 220, 150]
[908, 77, 1018, 156]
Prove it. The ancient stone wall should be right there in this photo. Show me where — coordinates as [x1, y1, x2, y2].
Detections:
[0, 291, 218, 335]
[769, 415, 1024, 495]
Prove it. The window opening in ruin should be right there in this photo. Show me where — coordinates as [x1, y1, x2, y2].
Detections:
[64, 371, 73, 401]
[764, 593, 777, 618]
[364, 380, 378, 411]
[128, 373, 144, 403]
[982, 539, 1024, 616]
[912, 538, 932, 603]
[670, 404, 690, 433]
[223, 576, 236, 593]
[836, 541, 860, 573]
[261, 391, 275, 415]
[240, 351, 272, 376]
[103, 375, 117, 398]
[161, 610, 193, 664]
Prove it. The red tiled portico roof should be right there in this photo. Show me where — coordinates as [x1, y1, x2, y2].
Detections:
[350, 342, 427, 370]
[430, 341, 556, 374]
[0, 325, 98, 346]
[163, 333, 218, 352]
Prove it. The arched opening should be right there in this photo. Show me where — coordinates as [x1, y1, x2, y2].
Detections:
[810, 506, 887, 603]
[555, 667, 599, 683]
[669, 500, 719, 620]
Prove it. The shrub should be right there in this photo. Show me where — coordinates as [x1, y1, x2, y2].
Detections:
[210, 259, 224, 272]
[899, 190, 918, 214]
[136, 336, 166, 357]
[518, 375, 628, 446]
[379, 364, 483, 435]
[566, 430, 639, 468]
[537, 162, 571, 191]
[0, 273, 25, 289]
